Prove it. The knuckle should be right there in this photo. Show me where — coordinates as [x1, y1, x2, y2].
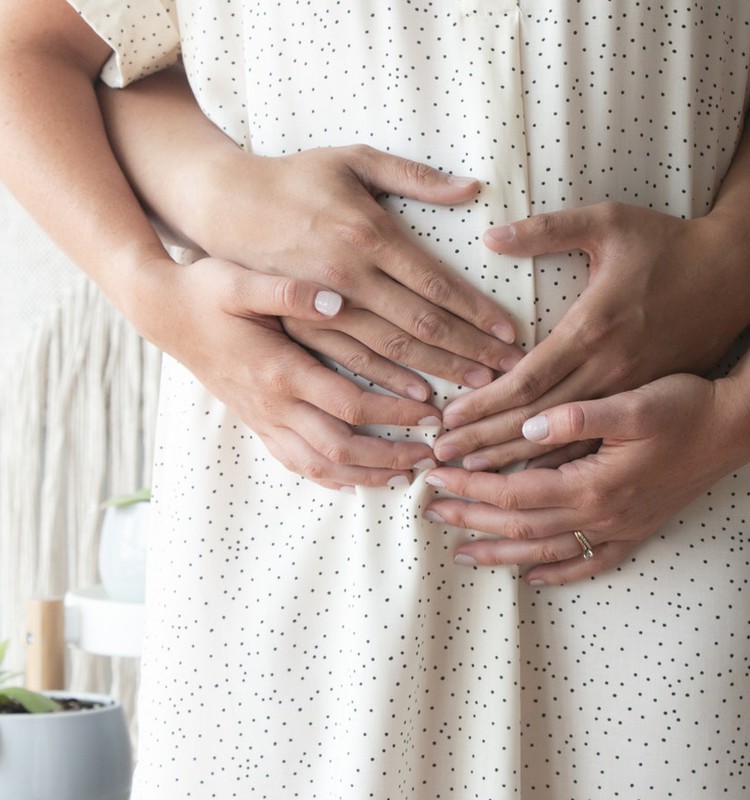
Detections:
[320, 441, 353, 465]
[381, 332, 415, 363]
[511, 368, 544, 406]
[332, 396, 368, 426]
[273, 277, 303, 313]
[503, 516, 535, 541]
[343, 348, 376, 377]
[298, 457, 328, 482]
[490, 483, 524, 512]
[535, 542, 559, 564]
[594, 199, 626, 228]
[400, 156, 437, 185]
[412, 309, 448, 342]
[414, 271, 454, 306]
[334, 215, 385, 254]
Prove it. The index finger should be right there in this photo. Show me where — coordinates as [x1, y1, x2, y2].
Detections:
[424, 466, 574, 510]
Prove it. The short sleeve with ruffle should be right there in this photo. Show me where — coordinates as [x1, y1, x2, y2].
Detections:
[67, 0, 180, 87]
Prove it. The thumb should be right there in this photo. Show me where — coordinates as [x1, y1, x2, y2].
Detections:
[350, 145, 480, 205]
[521, 392, 641, 445]
[228, 265, 343, 320]
[483, 205, 603, 256]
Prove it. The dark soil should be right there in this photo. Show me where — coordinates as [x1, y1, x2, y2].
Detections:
[0, 696, 106, 714]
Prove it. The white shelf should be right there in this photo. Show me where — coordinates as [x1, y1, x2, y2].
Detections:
[64, 586, 144, 658]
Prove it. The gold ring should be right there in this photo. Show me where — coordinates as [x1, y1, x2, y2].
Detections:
[573, 530, 594, 560]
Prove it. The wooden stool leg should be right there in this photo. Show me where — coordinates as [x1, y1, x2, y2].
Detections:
[25, 598, 65, 691]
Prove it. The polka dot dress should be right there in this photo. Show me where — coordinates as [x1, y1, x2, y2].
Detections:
[72, 2, 750, 797]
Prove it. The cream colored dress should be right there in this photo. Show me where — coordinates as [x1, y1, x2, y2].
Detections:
[72, 2, 750, 797]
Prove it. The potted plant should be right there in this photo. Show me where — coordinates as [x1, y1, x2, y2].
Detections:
[98, 487, 151, 604]
[0, 640, 132, 800]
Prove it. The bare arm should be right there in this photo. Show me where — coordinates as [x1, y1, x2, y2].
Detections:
[0, 0, 447, 490]
[95, 64, 523, 390]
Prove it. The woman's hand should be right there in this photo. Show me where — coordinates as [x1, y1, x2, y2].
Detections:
[423, 370, 750, 584]
[131, 255, 442, 490]
[99, 69, 523, 389]
[433, 201, 750, 468]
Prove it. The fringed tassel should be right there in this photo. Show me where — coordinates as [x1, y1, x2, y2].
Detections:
[0, 275, 160, 747]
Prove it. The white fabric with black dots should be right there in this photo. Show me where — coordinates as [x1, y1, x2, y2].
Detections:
[70, 1, 750, 797]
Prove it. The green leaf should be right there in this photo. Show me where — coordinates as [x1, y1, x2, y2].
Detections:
[0, 687, 63, 714]
[101, 487, 151, 508]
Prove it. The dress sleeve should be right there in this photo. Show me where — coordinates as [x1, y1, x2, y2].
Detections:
[66, 0, 180, 87]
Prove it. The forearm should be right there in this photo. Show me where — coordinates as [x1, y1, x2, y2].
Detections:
[96, 64, 243, 252]
[0, 1, 170, 324]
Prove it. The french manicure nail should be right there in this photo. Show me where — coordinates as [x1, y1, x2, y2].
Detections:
[387, 475, 411, 488]
[424, 474, 446, 488]
[454, 553, 478, 567]
[314, 290, 343, 317]
[413, 458, 437, 471]
[423, 509, 444, 523]
[522, 414, 549, 442]
[340, 485, 357, 495]
[418, 415, 442, 427]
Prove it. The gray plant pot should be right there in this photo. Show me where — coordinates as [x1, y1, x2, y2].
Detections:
[0, 692, 131, 800]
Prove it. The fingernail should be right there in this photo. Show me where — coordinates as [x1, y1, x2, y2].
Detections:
[464, 456, 491, 471]
[406, 384, 429, 402]
[441, 413, 465, 429]
[528, 578, 546, 587]
[314, 290, 343, 316]
[387, 475, 411, 488]
[424, 474, 446, 488]
[433, 444, 459, 462]
[446, 175, 476, 188]
[522, 414, 549, 442]
[463, 368, 492, 388]
[413, 457, 437, 471]
[454, 553, 477, 567]
[500, 354, 523, 373]
[340, 485, 356, 495]
[423, 509, 444, 523]
[491, 322, 515, 345]
[418, 415, 442, 427]
[485, 224, 515, 245]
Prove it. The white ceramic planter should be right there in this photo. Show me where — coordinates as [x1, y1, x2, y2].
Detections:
[98, 501, 151, 604]
[0, 692, 132, 800]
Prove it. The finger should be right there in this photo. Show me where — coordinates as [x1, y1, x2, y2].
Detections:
[349, 144, 481, 207]
[280, 357, 441, 428]
[525, 440, 601, 470]
[483, 204, 607, 257]
[290, 307, 520, 391]
[522, 541, 637, 586]
[424, 466, 572, 510]
[521, 392, 645, 446]
[424, 499, 578, 540]
[287, 402, 438, 471]
[222, 261, 344, 320]
[371, 232, 518, 348]
[452, 530, 591, 566]
[440, 318, 599, 428]
[283, 319, 434, 402]
[261, 426, 417, 488]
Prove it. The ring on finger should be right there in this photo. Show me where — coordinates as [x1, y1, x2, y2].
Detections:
[572, 530, 594, 560]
